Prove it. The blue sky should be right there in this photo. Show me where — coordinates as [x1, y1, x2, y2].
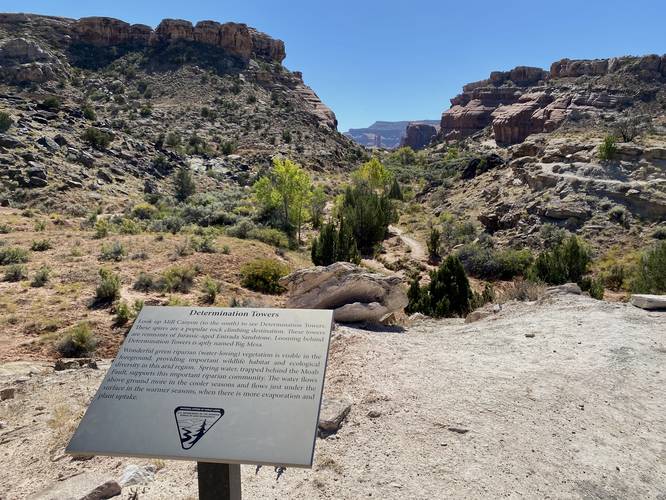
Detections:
[5, 0, 666, 131]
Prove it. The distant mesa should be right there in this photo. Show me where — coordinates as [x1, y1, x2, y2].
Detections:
[439, 55, 666, 145]
[344, 120, 439, 150]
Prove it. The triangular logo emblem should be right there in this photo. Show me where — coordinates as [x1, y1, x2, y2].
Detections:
[174, 406, 224, 450]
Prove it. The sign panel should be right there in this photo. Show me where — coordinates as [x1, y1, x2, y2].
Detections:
[66, 306, 333, 467]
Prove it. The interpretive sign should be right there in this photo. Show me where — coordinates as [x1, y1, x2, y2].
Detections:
[66, 306, 333, 468]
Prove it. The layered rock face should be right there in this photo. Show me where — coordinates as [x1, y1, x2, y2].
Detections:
[440, 55, 666, 145]
[74, 17, 285, 63]
[401, 122, 439, 150]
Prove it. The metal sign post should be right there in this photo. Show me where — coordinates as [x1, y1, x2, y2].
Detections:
[198, 462, 241, 500]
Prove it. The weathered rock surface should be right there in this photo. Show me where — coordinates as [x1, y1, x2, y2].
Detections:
[630, 294, 666, 310]
[280, 262, 408, 323]
[401, 122, 439, 150]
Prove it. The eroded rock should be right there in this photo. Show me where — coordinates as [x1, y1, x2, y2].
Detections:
[280, 262, 408, 323]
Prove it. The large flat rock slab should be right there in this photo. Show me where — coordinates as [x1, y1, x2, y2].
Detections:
[631, 294, 666, 310]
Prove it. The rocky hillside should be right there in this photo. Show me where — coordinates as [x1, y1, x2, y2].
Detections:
[344, 120, 438, 149]
[392, 54, 666, 258]
[0, 14, 363, 211]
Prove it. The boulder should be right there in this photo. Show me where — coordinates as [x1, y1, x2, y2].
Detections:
[79, 481, 121, 500]
[280, 262, 408, 323]
[119, 464, 156, 487]
[630, 294, 666, 310]
[318, 398, 351, 434]
[0, 387, 16, 400]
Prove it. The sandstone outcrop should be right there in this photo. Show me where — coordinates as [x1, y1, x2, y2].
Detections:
[440, 54, 666, 145]
[69, 16, 285, 63]
[280, 262, 408, 323]
[630, 294, 666, 310]
[401, 122, 439, 150]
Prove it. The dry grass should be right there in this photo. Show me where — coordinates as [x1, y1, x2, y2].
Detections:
[0, 208, 310, 361]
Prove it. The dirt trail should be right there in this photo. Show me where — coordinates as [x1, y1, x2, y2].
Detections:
[389, 225, 428, 263]
[1, 294, 664, 499]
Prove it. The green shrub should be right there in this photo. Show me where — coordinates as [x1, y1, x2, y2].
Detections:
[311, 218, 361, 266]
[56, 322, 97, 357]
[602, 264, 625, 291]
[118, 218, 142, 235]
[240, 259, 289, 294]
[160, 265, 197, 293]
[95, 268, 121, 305]
[608, 206, 630, 228]
[192, 235, 217, 253]
[41, 96, 61, 110]
[388, 177, 404, 200]
[598, 135, 617, 161]
[226, 219, 255, 239]
[406, 255, 473, 318]
[539, 224, 569, 248]
[131, 202, 157, 220]
[439, 214, 478, 251]
[248, 227, 289, 248]
[174, 167, 196, 202]
[3, 264, 27, 282]
[34, 219, 47, 231]
[580, 277, 605, 300]
[0, 246, 29, 264]
[100, 241, 126, 261]
[529, 236, 591, 285]
[82, 104, 97, 121]
[133, 272, 155, 291]
[31, 266, 51, 287]
[501, 279, 546, 302]
[0, 111, 13, 132]
[201, 276, 221, 304]
[341, 182, 397, 255]
[221, 245, 231, 255]
[82, 127, 113, 150]
[94, 219, 110, 239]
[427, 227, 441, 263]
[0, 223, 10, 234]
[630, 241, 666, 293]
[30, 239, 52, 251]
[165, 132, 182, 148]
[457, 244, 533, 280]
[114, 300, 133, 325]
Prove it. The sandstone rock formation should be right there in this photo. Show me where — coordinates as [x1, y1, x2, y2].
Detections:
[439, 54, 666, 145]
[630, 294, 666, 310]
[280, 262, 408, 323]
[344, 120, 439, 149]
[401, 122, 439, 150]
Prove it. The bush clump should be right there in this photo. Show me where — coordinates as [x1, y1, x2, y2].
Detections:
[95, 268, 121, 305]
[133, 271, 155, 292]
[0, 111, 13, 132]
[31, 266, 51, 287]
[100, 241, 126, 261]
[529, 236, 591, 285]
[311, 217, 361, 266]
[630, 241, 666, 293]
[82, 127, 113, 150]
[240, 259, 289, 294]
[56, 322, 97, 357]
[406, 255, 473, 318]
[0, 246, 29, 264]
[3, 264, 27, 282]
[201, 276, 221, 304]
[598, 135, 617, 161]
[160, 265, 197, 293]
[457, 244, 533, 280]
[30, 239, 53, 251]
[174, 166, 196, 202]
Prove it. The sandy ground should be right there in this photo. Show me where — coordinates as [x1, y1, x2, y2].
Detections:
[0, 293, 665, 499]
